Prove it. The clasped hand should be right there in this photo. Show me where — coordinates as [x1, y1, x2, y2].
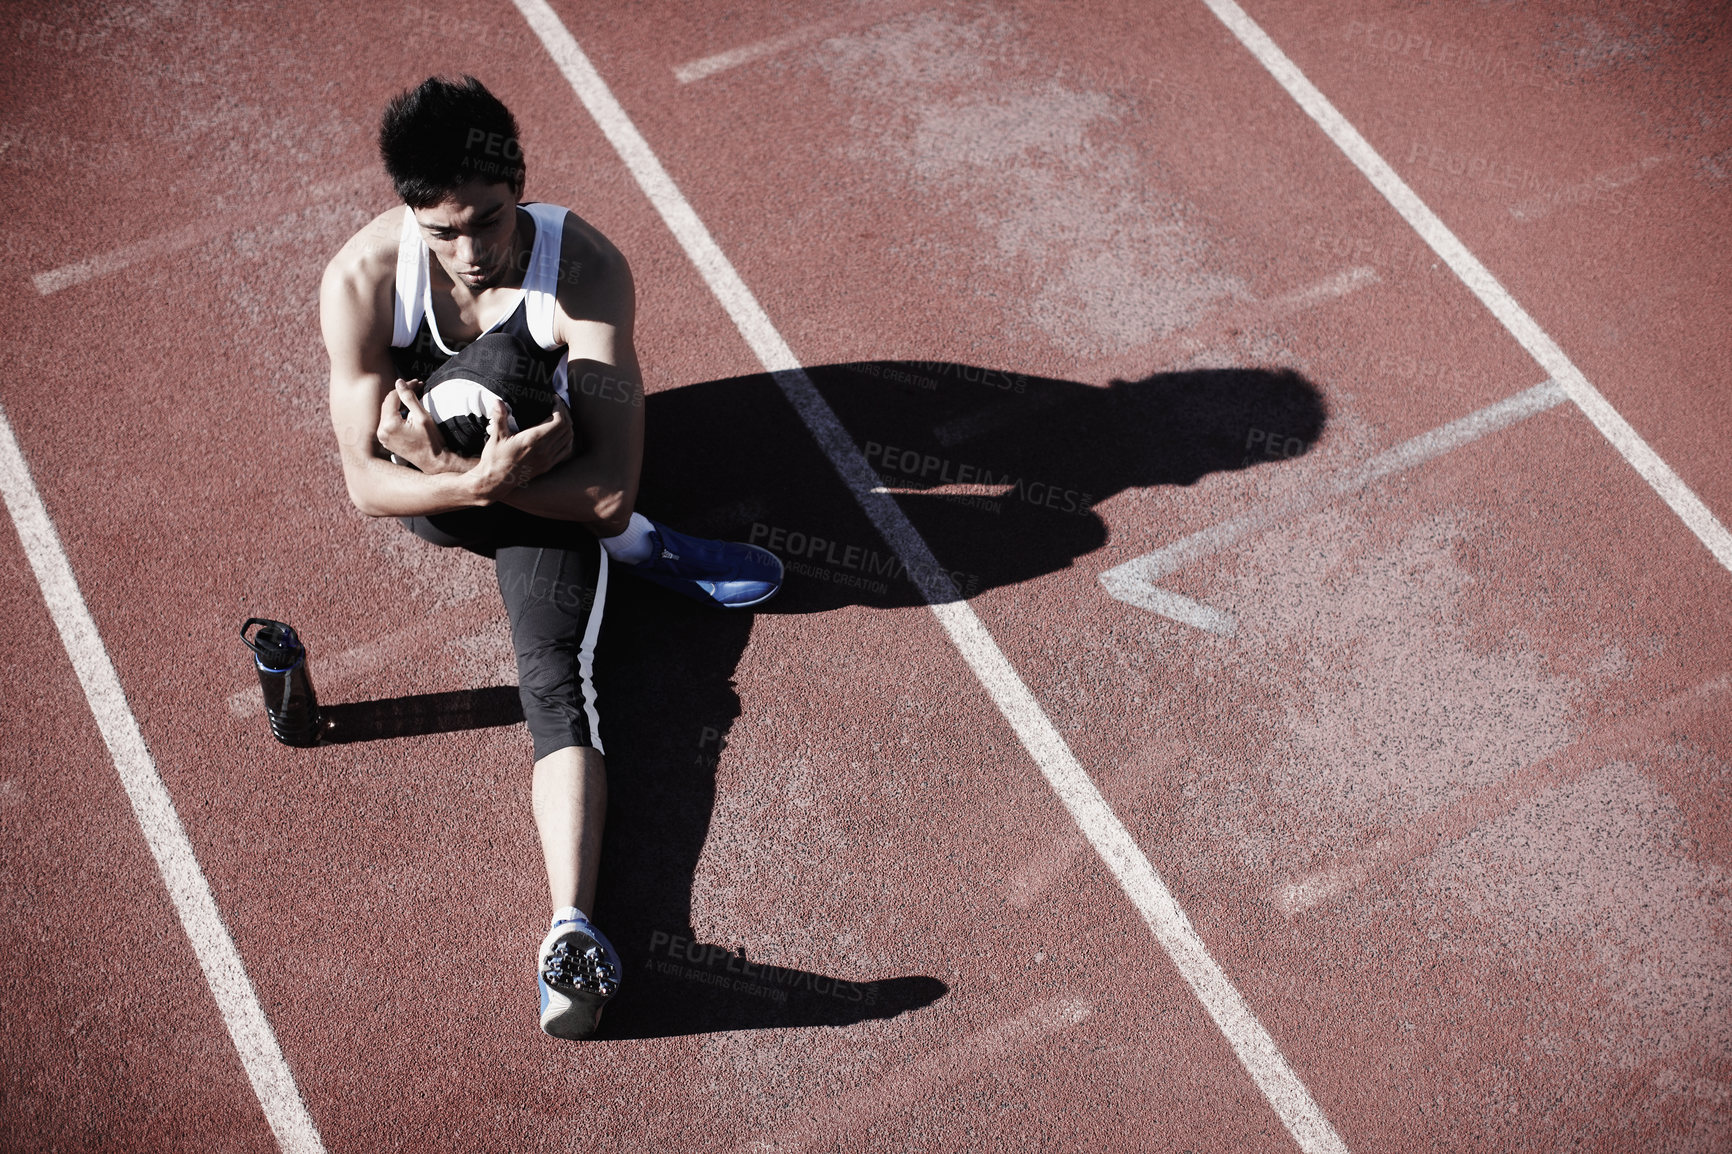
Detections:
[376, 379, 575, 499]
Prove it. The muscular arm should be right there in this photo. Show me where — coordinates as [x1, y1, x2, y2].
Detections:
[496, 222, 644, 535]
[320, 212, 566, 518]
[321, 217, 487, 517]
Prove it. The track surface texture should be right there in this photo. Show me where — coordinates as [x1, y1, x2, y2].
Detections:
[3, 1, 1729, 1152]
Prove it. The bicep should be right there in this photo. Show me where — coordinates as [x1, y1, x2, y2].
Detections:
[319, 262, 396, 471]
[556, 241, 643, 472]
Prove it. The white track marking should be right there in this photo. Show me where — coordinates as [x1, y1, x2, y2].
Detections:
[1101, 380, 1567, 629]
[748, 997, 1091, 1152]
[1277, 264, 1377, 308]
[932, 265, 1377, 450]
[0, 404, 325, 1154]
[1118, 586, 1239, 636]
[1274, 675, 1732, 916]
[674, 22, 846, 84]
[33, 219, 209, 295]
[1199, 0, 1732, 573]
[672, 0, 929, 84]
[31, 170, 374, 295]
[511, 3, 1347, 1149]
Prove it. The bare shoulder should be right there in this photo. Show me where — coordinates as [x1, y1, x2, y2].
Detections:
[320, 207, 404, 369]
[552, 209, 634, 329]
[320, 207, 403, 317]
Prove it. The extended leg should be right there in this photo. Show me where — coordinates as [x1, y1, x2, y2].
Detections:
[493, 536, 621, 1038]
[532, 744, 607, 915]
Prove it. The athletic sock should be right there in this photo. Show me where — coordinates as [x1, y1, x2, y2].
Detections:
[598, 512, 656, 565]
[552, 906, 587, 929]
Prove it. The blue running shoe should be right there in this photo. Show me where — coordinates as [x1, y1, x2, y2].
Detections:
[624, 519, 784, 609]
[538, 918, 621, 1040]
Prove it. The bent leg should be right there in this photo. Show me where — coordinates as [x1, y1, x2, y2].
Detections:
[494, 539, 610, 915]
[604, 513, 784, 609]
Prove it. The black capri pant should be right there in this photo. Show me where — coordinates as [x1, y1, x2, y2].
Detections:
[401, 506, 607, 760]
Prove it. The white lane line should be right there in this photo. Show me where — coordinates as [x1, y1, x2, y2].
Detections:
[0, 405, 325, 1151]
[1005, 737, 1189, 909]
[31, 170, 375, 295]
[1199, 0, 1732, 574]
[510, 3, 1348, 1150]
[1100, 380, 1568, 629]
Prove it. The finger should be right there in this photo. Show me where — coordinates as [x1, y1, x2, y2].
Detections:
[395, 379, 428, 418]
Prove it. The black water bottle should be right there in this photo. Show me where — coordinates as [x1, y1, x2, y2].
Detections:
[241, 618, 325, 747]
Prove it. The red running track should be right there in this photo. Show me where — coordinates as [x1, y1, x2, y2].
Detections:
[1, 0, 1728, 1151]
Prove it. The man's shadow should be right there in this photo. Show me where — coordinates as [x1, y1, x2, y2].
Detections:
[585, 361, 1324, 1038]
[636, 361, 1326, 610]
[319, 362, 1323, 1037]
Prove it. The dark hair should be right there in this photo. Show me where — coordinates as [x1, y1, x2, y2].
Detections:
[379, 75, 525, 207]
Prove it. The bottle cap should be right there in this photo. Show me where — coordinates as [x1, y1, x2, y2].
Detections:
[241, 618, 305, 672]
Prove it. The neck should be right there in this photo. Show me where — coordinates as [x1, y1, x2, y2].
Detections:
[436, 205, 533, 299]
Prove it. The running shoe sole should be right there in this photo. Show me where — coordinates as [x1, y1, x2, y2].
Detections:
[539, 925, 621, 1040]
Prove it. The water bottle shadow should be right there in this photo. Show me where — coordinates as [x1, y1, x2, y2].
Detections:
[317, 685, 524, 744]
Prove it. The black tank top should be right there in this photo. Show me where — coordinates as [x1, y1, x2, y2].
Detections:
[388, 203, 571, 402]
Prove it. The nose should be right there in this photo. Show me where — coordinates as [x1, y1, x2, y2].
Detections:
[452, 235, 478, 269]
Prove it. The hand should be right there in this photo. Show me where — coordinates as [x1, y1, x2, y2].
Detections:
[376, 380, 463, 474]
[467, 396, 576, 500]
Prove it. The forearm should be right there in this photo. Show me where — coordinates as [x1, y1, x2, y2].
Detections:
[345, 452, 488, 518]
[498, 450, 636, 533]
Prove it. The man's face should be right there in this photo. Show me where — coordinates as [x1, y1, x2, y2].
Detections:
[413, 179, 520, 292]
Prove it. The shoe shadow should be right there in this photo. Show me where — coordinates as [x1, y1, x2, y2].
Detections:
[588, 360, 1323, 1038]
[612, 936, 948, 1039]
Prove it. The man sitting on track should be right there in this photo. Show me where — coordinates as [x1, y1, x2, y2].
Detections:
[319, 75, 782, 1040]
